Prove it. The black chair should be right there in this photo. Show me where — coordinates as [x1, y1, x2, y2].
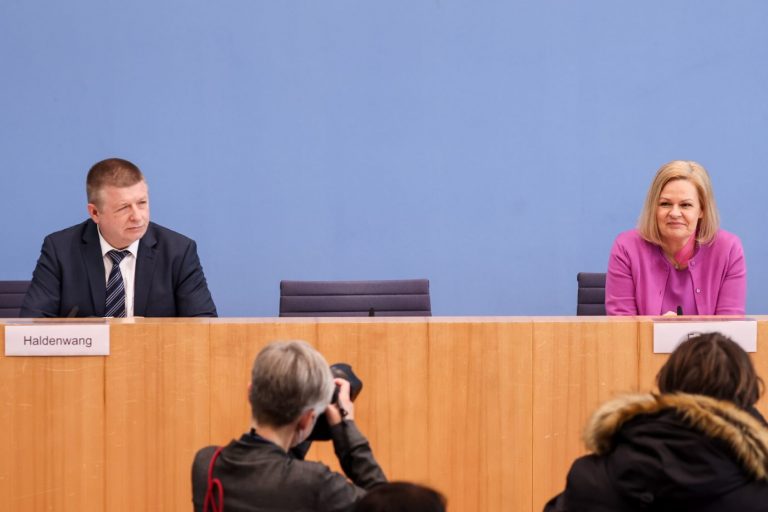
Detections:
[0, 280, 31, 318]
[576, 273, 606, 316]
[279, 279, 432, 317]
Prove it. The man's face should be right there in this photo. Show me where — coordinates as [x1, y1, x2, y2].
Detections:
[87, 180, 150, 249]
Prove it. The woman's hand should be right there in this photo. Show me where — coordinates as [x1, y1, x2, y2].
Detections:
[325, 378, 355, 425]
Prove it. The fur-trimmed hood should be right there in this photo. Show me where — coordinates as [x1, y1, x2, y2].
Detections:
[584, 393, 768, 481]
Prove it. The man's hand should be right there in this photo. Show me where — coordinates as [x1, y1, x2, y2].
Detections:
[325, 378, 355, 425]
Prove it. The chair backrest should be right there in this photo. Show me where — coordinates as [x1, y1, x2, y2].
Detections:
[0, 280, 31, 318]
[576, 272, 606, 316]
[279, 279, 432, 317]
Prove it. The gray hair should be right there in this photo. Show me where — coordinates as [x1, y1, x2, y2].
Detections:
[248, 340, 335, 427]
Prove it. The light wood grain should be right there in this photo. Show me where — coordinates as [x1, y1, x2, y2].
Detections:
[428, 320, 533, 512]
[104, 320, 210, 511]
[0, 328, 105, 511]
[3, 317, 768, 512]
[314, 320, 430, 481]
[208, 321, 321, 444]
[532, 319, 639, 510]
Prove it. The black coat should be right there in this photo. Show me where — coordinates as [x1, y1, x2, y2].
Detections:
[545, 393, 768, 512]
[192, 421, 386, 512]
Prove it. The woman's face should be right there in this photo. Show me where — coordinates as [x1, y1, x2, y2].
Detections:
[656, 179, 703, 247]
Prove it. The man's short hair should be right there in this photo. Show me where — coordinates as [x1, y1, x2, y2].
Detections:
[657, 332, 763, 409]
[86, 158, 145, 205]
[248, 340, 335, 427]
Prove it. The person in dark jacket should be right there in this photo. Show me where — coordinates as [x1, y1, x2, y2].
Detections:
[545, 332, 768, 512]
[354, 482, 446, 512]
[192, 340, 386, 512]
[21, 157, 217, 318]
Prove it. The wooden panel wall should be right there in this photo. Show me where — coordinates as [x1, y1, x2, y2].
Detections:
[104, 320, 211, 511]
[206, 319, 534, 511]
[1, 317, 766, 512]
[0, 352, 104, 511]
[531, 318, 639, 509]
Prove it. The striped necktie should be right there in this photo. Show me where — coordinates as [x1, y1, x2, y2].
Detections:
[105, 250, 131, 317]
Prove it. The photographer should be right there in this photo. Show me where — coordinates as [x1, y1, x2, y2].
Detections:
[544, 332, 768, 511]
[192, 340, 386, 512]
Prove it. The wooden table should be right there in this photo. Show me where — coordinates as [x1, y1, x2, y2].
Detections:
[2, 317, 766, 512]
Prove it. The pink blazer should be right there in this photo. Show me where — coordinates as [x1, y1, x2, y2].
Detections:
[605, 229, 746, 316]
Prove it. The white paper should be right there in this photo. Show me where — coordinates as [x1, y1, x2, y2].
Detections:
[4, 324, 110, 356]
[653, 319, 757, 353]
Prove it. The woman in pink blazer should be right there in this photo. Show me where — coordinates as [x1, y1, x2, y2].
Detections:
[606, 161, 746, 316]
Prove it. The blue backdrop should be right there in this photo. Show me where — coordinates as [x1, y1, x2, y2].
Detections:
[2, 1, 767, 316]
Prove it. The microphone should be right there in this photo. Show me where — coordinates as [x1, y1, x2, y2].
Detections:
[676, 305, 683, 316]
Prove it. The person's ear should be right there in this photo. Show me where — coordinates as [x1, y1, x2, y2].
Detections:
[297, 409, 316, 432]
[87, 203, 100, 224]
[291, 409, 317, 447]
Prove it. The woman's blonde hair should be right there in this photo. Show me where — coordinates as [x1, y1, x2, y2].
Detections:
[637, 160, 720, 245]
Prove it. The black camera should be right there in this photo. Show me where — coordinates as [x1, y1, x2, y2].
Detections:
[329, 363, 362, 404]
[290, 363, 363, 459]
[310, 363, 363, 441]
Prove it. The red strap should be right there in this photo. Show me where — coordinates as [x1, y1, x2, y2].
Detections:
[203, 446, 225, 512]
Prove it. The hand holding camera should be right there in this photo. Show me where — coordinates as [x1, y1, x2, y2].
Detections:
[307, 362, 363, 441]
[326, 378, 355, 425]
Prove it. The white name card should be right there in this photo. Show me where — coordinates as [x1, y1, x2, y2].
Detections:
[653, 319, 757, 354]
[4, 324, 110, 356]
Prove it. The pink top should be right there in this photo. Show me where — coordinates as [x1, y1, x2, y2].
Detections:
[660, 266, 698, 316]
[605, 229, 746, 316]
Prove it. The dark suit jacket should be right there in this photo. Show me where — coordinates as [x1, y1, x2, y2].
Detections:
[21, 220, 217, 318]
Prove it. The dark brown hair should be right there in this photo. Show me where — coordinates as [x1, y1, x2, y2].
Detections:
[657, 332, 763, 409]
[354, 482, 446, 512]
[86, 158, 145, 205]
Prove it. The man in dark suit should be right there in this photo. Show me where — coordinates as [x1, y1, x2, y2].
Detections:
[21, 158, 217, 318]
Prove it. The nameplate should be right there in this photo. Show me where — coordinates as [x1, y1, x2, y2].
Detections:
[4, 324, 110, 356]
[653, 319, 757, 353]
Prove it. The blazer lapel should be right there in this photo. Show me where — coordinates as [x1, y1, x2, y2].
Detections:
[81, 220, 106, 316]
[134, 223, 157, 317]
[647, 246, 670, 316]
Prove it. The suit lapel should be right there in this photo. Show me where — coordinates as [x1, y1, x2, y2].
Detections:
[81, 220, 106, 316]
[134, 223, 157, 317]
[648, 246, 670, 315]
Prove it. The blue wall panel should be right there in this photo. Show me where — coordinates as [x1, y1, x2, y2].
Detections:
[2, 1, 767, 315]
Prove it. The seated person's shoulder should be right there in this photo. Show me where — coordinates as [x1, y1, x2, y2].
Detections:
[192, 445, 219, 467]
[610, 230, 651, 257]
[711, 229, 742, 247]
[614, 229, 644, 245]
[44, 220, 93, 243]
[145, 222, 196, 245]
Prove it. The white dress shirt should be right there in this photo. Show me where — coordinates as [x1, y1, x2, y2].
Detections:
[97, 229, 140, 317]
